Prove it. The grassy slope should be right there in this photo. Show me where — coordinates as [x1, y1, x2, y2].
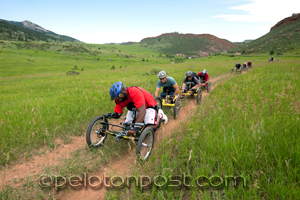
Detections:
[229, 20, 300, 54]
[108, 60, 300, 199]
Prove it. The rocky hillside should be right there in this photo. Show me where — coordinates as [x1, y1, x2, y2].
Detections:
[140, 33, 236, 57]
[228, 14, 300, 54]
[270, 13, 300, 31]
[0, 19, 80, 42]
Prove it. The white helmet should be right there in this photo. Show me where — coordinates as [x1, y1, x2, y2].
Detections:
[158, 71, 167, 79]
[244, 62, 246, 64]
[202, 69, 207, 76]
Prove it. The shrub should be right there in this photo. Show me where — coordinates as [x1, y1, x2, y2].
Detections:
[270, 50, 275, 55]
[111, 65, 115, 70]
[66, 71, 79, 75]
[150, 68, 163, 75]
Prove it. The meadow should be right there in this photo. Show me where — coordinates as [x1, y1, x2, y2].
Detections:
[0, 40, 299, 199]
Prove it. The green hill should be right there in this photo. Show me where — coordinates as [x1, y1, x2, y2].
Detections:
[0, 20, 80, 42]
[229, 14, 300, 54]
[140, 33, 236, 57]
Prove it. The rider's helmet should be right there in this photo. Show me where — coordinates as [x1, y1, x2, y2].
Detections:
[202, 69, 207, 76]
[249, 60, 251, 62]
[109, 81, 124, 101]
[158, 71, 167, 79]
[186, 71, 193, 77]
[244, 62, 246, 64]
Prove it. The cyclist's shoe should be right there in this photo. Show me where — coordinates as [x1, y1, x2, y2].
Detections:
[158, 109, 168, 124]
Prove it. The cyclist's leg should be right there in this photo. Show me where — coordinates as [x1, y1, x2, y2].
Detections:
[124, 110, 136, 123]
[144, 108, 164, 128]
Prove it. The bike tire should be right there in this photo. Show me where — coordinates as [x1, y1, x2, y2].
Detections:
[207, 82, 210, 93]
[136, 127, 154, 162]
[173, 97, 180, 119]
[197, 89, 202, 105]
[154, 96, 163, 110]
[86, 116, 108, 148]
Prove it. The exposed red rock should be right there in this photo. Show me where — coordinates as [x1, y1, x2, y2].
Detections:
[270, 13, 300, 31]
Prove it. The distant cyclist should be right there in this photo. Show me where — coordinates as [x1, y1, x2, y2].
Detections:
[242, 62, 247, 70]
[247, 60, 252, 68]
[182, 71, 201, 92]
[155, 71, 179, 98]
[110, 81, 168, 136]
[198, 69, 209, 85]
[235, 63, 241, 70]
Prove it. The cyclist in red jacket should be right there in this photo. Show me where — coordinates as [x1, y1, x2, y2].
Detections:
[109, 81, 167, 136]
[198, 69, 209, 85]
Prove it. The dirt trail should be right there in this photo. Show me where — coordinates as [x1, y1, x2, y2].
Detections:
[0, 73, 232, 198]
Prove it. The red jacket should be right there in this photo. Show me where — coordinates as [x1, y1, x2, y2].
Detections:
[197, 72, 209, 81]
[114, 87, 157, 114]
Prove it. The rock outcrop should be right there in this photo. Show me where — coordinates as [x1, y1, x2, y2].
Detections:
[270, 13, 300, 31]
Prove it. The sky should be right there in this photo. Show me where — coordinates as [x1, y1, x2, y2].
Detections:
[1, 0, 299, 44]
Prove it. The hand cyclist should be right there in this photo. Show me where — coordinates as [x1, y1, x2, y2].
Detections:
[155, 71, 179, 101]
[247, 60, 252, 68]
[242, 62, 247, 70]
[198, 69, 209, 85]
[235, 63, 241, 71]
[182, 71, 201, 93]
[109, 81, 168, 136]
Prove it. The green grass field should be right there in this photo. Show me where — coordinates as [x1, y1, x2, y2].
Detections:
[0, 40, 300, 199]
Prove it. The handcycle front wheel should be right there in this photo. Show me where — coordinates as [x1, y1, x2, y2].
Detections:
[154, 96, 162, 110]
[173, 97, 180, 119]
[86, 116, 108, 148]
[136, 127, 155, 162]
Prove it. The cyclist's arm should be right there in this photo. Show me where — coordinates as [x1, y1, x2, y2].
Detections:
[182, 83, 186, 90]
[192, 78, 200, 89]
[154, 87, 160, 97]
[136, 104, 146, 123]
[173, 83, 179, 95]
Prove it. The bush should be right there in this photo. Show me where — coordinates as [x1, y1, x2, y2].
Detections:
[150, 68, 163, 75]
[270, 50, 275, 55]
[111, 65, 115, 70]
[66, 71, 79, 75]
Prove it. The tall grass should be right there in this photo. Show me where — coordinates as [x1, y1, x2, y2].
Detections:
[108, 60, 300, 199]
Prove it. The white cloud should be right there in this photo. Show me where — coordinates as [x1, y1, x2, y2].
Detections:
[215, 0, 300, 23]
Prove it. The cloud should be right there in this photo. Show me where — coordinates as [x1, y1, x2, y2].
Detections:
[214, 0, 300, 23]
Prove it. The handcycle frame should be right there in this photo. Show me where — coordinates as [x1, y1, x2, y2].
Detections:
[86, 108, 161, 162]
[155, 94, 180, 119]
[199, 81, 210, 93]
[179, 82, 202, 105]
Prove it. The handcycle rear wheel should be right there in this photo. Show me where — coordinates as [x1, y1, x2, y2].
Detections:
[197, 89, 202, 105]
[173, 97, 180, 119]
[136, 127, 154, 162]
[154, 96, 162, 110]
[86, 116, 108, 148]
[207, 82, 210, 93]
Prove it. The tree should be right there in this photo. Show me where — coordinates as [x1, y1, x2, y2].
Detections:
[270, 50, 275, 55]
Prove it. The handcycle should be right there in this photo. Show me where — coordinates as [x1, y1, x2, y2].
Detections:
[179, 82, 202, 105]
[154, 94, 180, 119]
[86, 106, 162, 161]
[231, 66, 247, 74]
[199, 81, 210, 93]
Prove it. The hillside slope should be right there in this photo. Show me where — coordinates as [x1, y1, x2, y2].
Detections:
[228, 13, 300, 54]
[140, 33, 236, 57]
[0, 19, 80, 42]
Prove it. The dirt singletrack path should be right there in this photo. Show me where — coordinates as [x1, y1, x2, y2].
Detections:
[0, 73, 232, 199]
